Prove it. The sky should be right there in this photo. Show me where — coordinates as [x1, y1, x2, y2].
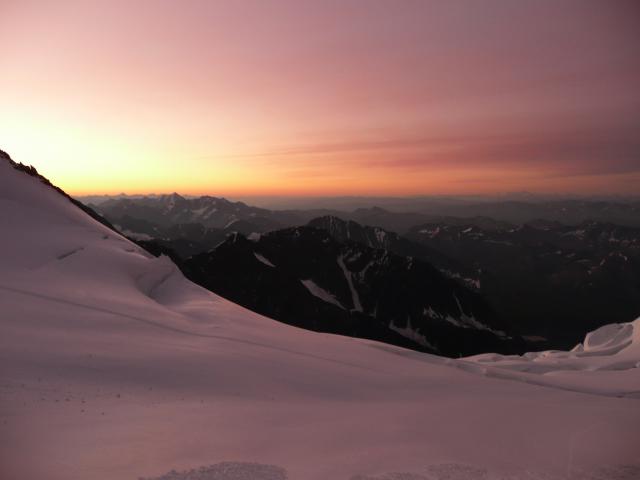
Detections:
[1, 0, 639, 197]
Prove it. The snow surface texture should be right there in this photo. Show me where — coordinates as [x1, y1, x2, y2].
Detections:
[1, 157, 639, 480]
[464, 319, 640, 397]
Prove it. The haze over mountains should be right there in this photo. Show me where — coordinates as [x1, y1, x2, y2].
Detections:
[85, 193, 640, 230]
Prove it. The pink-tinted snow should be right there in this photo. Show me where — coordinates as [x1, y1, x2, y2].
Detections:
[1, 159, 639, 480]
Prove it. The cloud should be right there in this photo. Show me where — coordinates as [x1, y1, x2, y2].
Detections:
[213, 124, 640, 178]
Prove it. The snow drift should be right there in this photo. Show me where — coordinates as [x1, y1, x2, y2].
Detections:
[0, 151, 639, 480]
[464, 318, 640, 397]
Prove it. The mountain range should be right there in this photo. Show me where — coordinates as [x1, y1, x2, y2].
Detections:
[90, 193, 640, 233]
[97, 192, 640, 350]
[406, 220, 640, 346]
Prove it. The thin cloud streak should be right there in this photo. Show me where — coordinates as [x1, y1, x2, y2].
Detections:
[207, 126, 640, 178]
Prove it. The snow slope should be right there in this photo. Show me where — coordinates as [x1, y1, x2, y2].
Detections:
[1, 154, 639, 480]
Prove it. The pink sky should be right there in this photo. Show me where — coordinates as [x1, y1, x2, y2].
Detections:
[1, 0, 639, 195]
